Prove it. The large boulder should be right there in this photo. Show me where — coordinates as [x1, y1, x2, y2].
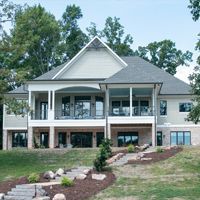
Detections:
[106, 153, 124, 164]
[0, 193, 5, 200]
[76, 173, 87, 180]
[83, 169, 90, 175]
[43, 171, 55, 179]
[55, 168, 64, 176]
[92, 174, 106, 181]
[52, 193, 66, 200]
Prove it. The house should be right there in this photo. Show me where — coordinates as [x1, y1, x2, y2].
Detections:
[2, 37, 198, 150]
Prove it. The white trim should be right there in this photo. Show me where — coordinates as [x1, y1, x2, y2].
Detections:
[157, 124, 200, 128]
[52, 36, 128, 79]
[4, 127, 27, 130]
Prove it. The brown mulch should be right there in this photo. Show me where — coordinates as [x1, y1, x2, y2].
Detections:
[128, 147, 183, 165]
[44, 170, 116, 200]
[0, 174, 49, 193]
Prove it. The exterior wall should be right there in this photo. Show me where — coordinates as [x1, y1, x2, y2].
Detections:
[57, 48, 123, 79]
[157, 96, 193, 125]
[157, 126, 200, 146]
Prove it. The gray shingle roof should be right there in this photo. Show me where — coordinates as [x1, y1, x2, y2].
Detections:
[8, 85, 28, 94]
[104, 56, 191, 95]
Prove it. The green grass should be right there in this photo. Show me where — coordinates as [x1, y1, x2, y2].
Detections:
[91, 147, 200, 200]
[0, 149, 97, 182]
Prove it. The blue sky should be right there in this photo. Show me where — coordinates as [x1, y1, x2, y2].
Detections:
[11, 0, 200, 82]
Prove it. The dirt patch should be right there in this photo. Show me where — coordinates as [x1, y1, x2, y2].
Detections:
[128, 147, 182, 165]
[0, 174, 49, 193]
[44, 171, 116, 200]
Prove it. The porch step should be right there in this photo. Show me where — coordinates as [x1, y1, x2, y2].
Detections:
[110, 153, 137, 166]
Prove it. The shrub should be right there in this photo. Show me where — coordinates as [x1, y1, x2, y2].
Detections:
[61, 177, 74, 187]
[94, 139, 112, 172]
[28, 173, 40, 183]
[127, 144, 135, 153]
[156, 147, 164, 153]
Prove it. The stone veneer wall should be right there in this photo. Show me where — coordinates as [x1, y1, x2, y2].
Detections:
[157, 126, 200, 146]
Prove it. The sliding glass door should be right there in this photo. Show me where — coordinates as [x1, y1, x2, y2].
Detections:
[75, 96, 91, 119]
[71, 132, 93, 148]
[12, 132, 27, 147]
[118, 132, 138, 147]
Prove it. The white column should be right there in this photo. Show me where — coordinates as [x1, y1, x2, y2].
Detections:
[105, 87, 110, 138]
[107, 123, 111, 139]
[152, 85, 157, 146]
[28, 127, 33, 149]
[28, 91, 32, 120]
[3, 129, 8, 150]
[49, 126, 55, 148]
[52, 90, 55, 120]
[130, 87, 132, 117]
[152, 123, 156, 147]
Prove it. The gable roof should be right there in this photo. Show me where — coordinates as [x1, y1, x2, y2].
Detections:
[103, 56, 191, 95]
[8, 85, 28, 94]
[52, 36, 128, 79]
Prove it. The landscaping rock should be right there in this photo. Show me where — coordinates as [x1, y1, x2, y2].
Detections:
[52, 193, 66, 200]
[56, 168, 64, 176]
[141, 157, 152, 161]
[106, 153, 124, 164]
[33, 197, 50, 200]
[92, 174, 106, 181]
[0, 193, 5, 200]
[76, 174, 87, 180]
[43, 171, 55, 179]
[83, 169, 90, 175]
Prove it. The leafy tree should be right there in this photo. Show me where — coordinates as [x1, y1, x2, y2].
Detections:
[60, 4, 88, 61]
[102, 17, 134, 56]
[86, 22, 103, 39]
[10, 5, 61, 77]
[135, 40, 193, 75]
[188, 0, 200, 123]
[188, 0, 200, 21]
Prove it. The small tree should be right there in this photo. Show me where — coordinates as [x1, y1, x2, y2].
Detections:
[94, 138, 112, 172]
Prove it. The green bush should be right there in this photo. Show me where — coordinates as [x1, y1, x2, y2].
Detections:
[127, 144, 135, 153]
[94, 139, 112, 172]
[61, 176, 74, 187]
[28, 173, 39, 183]
[156, 147, 164, 153]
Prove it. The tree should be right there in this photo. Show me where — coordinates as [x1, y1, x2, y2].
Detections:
[86, 22, 103, 39]
[135, 40, 193, 75]
[188, 0, 200, 123]
[0, 0, 22, 33]
[102, 17, 134, 56]
[60, 4, 88, 61]
[10, 5, 61, 77]
[188, 0, 200, 21]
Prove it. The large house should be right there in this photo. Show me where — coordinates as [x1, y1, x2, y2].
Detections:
[2, 37, 198, 150]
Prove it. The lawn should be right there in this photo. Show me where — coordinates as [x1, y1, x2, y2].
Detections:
[91, 147, 200, 200]
[0, 149, 98, 182]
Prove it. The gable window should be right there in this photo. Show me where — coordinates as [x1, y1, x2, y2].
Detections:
[62, 96, 70, 116]
[179, 103, 192, 112]
[160, 100, 167, 116]
[170, 131, 191, 145]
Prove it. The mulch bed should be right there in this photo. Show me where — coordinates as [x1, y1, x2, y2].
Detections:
[128, 146, 183, 165]
[0, 174, 49, 193]
[44, 170, 116, 200]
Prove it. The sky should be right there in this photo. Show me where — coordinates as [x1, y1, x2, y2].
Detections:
[8, 0, 200, 83]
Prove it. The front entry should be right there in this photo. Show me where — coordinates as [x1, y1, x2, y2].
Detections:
[96, 132, 104, 147]
[117, 132, 138, 147]
[40, 132, 49, 148]
[71, 132, 92, 148]
[157, 131, 163, 146]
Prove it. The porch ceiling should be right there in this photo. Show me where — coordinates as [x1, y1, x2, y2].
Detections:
[56, 86, 102, 93]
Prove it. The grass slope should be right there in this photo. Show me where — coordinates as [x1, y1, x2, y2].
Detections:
[92, 147, 200, 200]
[0, 149, 97, 182]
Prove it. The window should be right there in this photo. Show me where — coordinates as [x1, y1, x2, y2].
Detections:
[95, 97, 104, 117]
[75, 96, 91, 119]
[12, 132, 27, 147]
[132, 101, 139, 116]
[160, 100, 167, 116]
[179, 103, 192, 112]
[170, 131, 191, 145]
[140, 101, 149, 116]
[71, 132, 93, 148]
[62, 96, 70, 116]
[117, 132, 138, 147]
